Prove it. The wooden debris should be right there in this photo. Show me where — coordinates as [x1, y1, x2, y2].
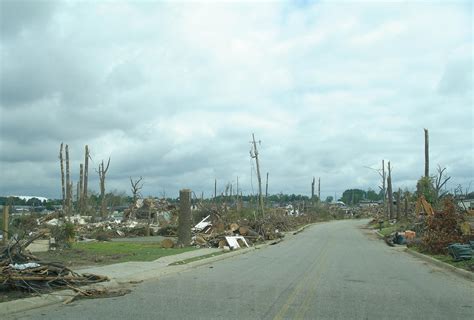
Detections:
[161, 238, 175, 249]
[0, 232, 108, 293]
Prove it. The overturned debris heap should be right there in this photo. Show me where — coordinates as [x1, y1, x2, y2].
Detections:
[0, 233, 108, 292]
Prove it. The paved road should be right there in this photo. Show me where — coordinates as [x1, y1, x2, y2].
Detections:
[11, 220, 474, 320]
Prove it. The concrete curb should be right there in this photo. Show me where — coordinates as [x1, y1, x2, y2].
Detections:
[0, 280, 121, 317]
[370, 226, 473, 281]
[405, 248, 473, 281]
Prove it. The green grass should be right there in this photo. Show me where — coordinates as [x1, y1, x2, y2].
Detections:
[410, 246, 473, 272]
[35, 241, 196, 268]
[169, 251, 227, 266]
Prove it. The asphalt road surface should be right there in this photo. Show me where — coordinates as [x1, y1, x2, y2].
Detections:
[11, 219, 474, 320]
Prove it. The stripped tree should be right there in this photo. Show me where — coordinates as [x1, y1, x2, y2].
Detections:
[97, 157, 111, 219]
[387, 161, 394, 219]
[434, 165, 451, 202]
[83, 145, 90, 214]
[59, 143, 65, 216]
[65, 144, 71, 218]
[129, 176, 144, 220]
[424, 128, 429, 178]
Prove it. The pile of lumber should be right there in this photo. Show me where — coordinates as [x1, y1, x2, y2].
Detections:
[0, 233, 108, 292]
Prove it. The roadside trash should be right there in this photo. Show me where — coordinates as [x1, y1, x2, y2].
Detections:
[447, 243, 472, 262]
[1, 232, 108, 292]
[393, 232, 406, 245]
[404, 230, 416, 241]
[224, 236, 249, 250]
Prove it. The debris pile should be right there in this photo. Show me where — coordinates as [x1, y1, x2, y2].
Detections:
[0, 233, 108, 292]
[188, 210, 299, 249]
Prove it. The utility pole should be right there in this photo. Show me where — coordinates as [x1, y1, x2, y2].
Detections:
[424, 128, 429, 177]
[250, 133, 264, 216]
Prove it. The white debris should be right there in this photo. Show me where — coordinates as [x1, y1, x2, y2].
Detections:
[192, 215, 211, 232]
[46, 218, 60, 226]
[224, 236, 249, 250]
[9, 263, 41, 270]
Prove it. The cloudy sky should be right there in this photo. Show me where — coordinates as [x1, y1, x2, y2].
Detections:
[0, 0, 472, 200]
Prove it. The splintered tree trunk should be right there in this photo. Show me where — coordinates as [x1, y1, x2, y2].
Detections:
[177, 189, 192, 246]
[265, 172, 269, 200]
[311, 177, 315, 201]
[424, 128, 429, 178]
[98, 158, 110, 219]
[382, 159, 386, 217]
[387, 161, 394, 220]
[79, 164, 83, 213]
[318, 177, 321, 202]
[59, 143, 65, 215]
[65, 145, 71, 218]
[396, 188, 401, 220]
[83, 145, 89, 214]
[214, 179, 217, 200]
[404, 194, 409, 219]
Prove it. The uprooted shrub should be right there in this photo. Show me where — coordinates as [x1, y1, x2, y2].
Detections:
[421, 198, 464, 254]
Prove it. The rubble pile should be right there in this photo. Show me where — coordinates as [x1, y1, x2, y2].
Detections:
[0, 233, 108, 292]
[190, 210, 300, 249]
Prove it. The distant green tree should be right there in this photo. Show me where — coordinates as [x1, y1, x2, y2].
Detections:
[416, 176, 436, 204]
[341, 189, 367, 205]
[325, 196, 333, 203]
[366, 189, 381, 201]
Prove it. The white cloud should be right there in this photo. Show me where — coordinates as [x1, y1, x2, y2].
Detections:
[0, 0, 472, 199]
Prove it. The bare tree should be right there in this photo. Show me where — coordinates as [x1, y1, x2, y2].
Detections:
[130, 176, 144, 203]
[364, 160, 386, 215]
[434, 165, 451, 200]
[129, 176, 144, 220]
[97, 157, 111, 219]
[311, 177, 315, 201]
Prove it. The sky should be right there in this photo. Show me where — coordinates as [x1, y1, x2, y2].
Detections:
[0, 0, 472, 200]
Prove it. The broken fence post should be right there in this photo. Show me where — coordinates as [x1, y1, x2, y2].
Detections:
[177, 189, 192, 246]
